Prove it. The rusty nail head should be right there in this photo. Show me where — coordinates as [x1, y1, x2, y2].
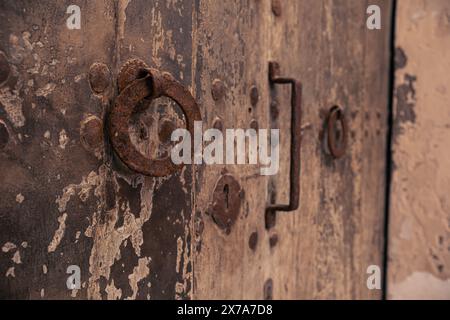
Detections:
[248, 231, 258, 251]
[80, 115, 103, 151]
[269, 234, 278, 248]
[211, 79, 225, 101]
[250, 85, 259, 106]
[0, 121, 9, 149]
[264, 279, 273, 300]
[250, 119, 259, 131]
[88, 62, 111, 94]
[271, 0, 281, 16]
[0, 52, 10, 86]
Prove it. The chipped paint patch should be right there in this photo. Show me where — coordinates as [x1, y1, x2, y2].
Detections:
[118, 0, 132, 40]
[48, 213, 67, 252]
[127, 257, 150, 299]
[86, 170, 156, 299]
[56, 170, 102, 212]
[35, 83, 56, 97]
[2, 242, 16, 253]
[58, 129, 69, 149]
[15, 193, 24, 203]
[5, 267, 15, 278]
[0, 87, 25, 128]
[105, 279, 122, 300]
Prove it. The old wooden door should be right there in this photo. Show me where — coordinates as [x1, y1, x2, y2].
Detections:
[0, 0, 392, 299]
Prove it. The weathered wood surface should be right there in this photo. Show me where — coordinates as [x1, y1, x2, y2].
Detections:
[194, 0, 392, 300]
[387, 0, 450, 299]
[0, 0, 194, 299]
[0, 0, 392, 299]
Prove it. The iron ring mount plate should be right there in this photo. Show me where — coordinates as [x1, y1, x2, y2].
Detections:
[108, 59, 202, 176]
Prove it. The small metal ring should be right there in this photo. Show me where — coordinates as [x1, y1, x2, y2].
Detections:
[327, 106, 347, 159]
[108, 65, 201, 177]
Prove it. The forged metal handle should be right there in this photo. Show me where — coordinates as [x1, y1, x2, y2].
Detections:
[108, 59, 201, 177]
[265, 62, 302, 224]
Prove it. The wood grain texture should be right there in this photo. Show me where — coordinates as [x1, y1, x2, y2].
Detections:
[387, 0, 450, 300]
[193, 0, 392, 300]
[0, 0, 393, 300]
[0, 0, 116, 299]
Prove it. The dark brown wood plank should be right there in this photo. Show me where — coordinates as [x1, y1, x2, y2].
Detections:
[0, 0, 116, 299]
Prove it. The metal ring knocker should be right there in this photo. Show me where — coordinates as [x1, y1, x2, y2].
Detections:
[108, 59, 202, 176]
[326, 106, 347, 159]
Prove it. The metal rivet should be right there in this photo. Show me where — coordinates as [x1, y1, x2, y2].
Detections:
[264, 279, 273, 300]
[211, 79, 225, 101]
[269, 234, 278, 248]
[271, 0, 281, 16]
[250, 119, 259, 131]
[248, 231, 258, 251]
[250, 85, 259, 106]
[80, 115, 103, 152]
[213, 117, 223, 132]
[88, 62, 111, 94]
[0, 51, 11, 87]
[0, 121, 9, 149]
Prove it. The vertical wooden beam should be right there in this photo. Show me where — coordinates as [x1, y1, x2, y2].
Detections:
[388, 0, 450, 299]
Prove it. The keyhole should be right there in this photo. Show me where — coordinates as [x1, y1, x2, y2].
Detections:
[223, 184, 229, 209]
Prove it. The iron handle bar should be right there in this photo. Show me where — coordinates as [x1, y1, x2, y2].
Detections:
[266, 61, 302, 216]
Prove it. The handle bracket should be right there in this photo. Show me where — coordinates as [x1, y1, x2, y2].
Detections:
[265, 61, 302, 228]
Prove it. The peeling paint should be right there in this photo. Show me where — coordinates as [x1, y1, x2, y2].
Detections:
[56, 170, 102, 213]
[16, 193, 24, 203]
[127, 257, 150, 299]
[2, 242, 16, 253]
[86, 168, 156, 299]
[58, 129, 69, 149]
[105, 279, 122, 300]
[5, 267, 15, 278]
[0, 87, 25, 128]
[35, 83, 56, 97]
[12, 251, 21, 264]
[47, 213, 67, 253]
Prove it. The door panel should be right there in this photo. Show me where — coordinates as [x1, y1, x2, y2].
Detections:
[193, 0, 392, 300]
[387, 0, 450, 300]
[0, 0, 393, 299]
[0, 0, 116, 299]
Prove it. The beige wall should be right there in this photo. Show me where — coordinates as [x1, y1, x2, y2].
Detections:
[388, 0, 450, 299]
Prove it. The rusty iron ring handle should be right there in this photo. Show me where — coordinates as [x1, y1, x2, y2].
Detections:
[108, 67, 202, 176]
[327, 106, 347, 159]
[266, 61, 302, 220]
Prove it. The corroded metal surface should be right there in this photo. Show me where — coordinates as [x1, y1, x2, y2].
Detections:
[207, 174, 242, 234]
[108, 60, 201, 176]
[326, 105, 348, 159]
